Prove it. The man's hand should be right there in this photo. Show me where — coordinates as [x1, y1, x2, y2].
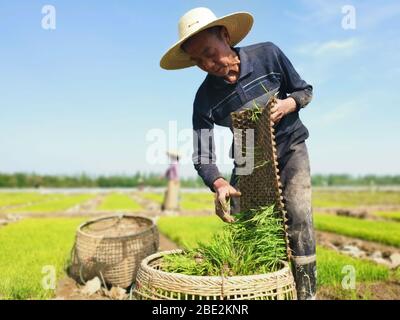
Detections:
[270, 97, 297, 125]
[212, 178, 241, 223]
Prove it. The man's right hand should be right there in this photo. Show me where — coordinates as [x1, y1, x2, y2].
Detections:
[212, 178, 241, 223]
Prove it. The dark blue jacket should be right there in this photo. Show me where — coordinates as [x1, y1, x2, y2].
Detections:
[192, 42, 313, 190]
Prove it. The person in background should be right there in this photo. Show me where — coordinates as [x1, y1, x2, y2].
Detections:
[162, 150, 181, 212]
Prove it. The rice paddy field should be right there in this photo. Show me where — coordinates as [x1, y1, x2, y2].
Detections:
[0, 188, 400, 300]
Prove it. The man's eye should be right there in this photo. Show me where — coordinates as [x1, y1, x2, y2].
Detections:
[206, 51, 215, 58]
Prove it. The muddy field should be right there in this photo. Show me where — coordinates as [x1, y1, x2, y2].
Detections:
[1, 188, 400, 300]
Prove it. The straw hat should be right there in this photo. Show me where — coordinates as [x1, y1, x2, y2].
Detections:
[166, 150, 181, 159]
[160, 7, 254, 70]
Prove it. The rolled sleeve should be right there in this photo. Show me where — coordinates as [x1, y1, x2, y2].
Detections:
[274, 44, 313, 110]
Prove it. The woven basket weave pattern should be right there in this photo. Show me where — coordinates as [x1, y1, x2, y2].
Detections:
[231, 97, 291, 260]
[71, 215, 159, 288]
[134, 250, 297, 300]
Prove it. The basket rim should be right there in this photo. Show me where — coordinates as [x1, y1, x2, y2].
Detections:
[139, 249, 291, 281]
[77, 214, 156, 240]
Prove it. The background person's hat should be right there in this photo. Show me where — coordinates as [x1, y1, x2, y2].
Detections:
[166, 150, 181, 159]
[160, 7, 254, 70]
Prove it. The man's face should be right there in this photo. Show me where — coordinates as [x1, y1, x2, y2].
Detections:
[182, 27, 238, 77]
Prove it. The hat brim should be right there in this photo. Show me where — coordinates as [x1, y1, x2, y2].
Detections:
[166, 151, 180, 158]
[160, 12, 254, 70]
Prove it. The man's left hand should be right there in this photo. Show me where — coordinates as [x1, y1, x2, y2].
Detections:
[270, 97, 297, 125]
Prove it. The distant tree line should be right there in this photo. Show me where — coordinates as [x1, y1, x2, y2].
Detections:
[311, 174, 400, 187]
[0, 172, 399, 188]
[0, 172, 205, 188]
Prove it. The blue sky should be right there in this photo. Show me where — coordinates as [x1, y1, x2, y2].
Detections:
[0, 0, 399, 177]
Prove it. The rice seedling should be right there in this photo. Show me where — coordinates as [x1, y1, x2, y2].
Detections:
[7, 194, 94, 214]
[312, 190, 400, 208]
[140, 192, 164, 204]
[161, 205, 287, 276]
[372, 211, 400, 222]
[314, 213, 400, 247]
[249, 100, 262, 122]
[0, 193, 55, 209]
[316, 246, 389, 286]
[0, 217, 87, 299]
[157, 216, 223, 248]
[96, 193, 141, 211]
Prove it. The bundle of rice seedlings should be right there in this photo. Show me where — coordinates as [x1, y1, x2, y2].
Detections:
[162, 205, 287, 276]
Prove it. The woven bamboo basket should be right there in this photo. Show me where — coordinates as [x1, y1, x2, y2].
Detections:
[134, 250, 297, 300]
[69, 214, 159, 288]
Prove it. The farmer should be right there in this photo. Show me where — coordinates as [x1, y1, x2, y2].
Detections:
[160, 7, 316, 300]
[161, 150, 181, 212]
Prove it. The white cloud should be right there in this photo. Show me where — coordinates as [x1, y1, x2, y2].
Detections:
[292, 38, 362, 87]
[284, 0, 341, 25]
[285, 1, 400, 31]
[306, 97, 364, 128]
[296, 38, 360, 57]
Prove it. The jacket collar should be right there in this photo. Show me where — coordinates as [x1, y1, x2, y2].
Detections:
[236, 47, 254, 80]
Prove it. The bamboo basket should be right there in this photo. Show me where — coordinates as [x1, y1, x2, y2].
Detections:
[69, 214, 159, 288]
[134, 250, 296, 300]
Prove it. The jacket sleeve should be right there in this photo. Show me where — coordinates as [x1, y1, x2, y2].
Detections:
[274, 44, 313, 111]
[192, 107, 224, 192]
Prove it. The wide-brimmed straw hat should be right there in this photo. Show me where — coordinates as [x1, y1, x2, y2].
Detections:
[166, 150, 181, 159]
[160, 7, 254, 70]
